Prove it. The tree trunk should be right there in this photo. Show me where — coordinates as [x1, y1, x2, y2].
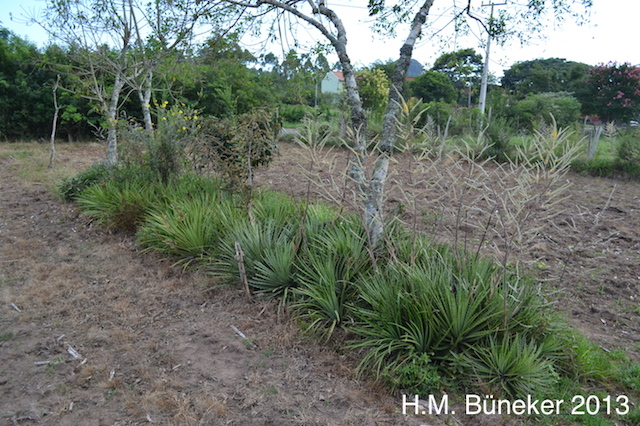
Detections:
[48, 75, 61, 169]
[138, 68, 154, 133]
[105, 71, 126, 166]
[368, 0, 435, 246]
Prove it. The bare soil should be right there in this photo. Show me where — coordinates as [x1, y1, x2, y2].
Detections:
[1, 141, 640, 425]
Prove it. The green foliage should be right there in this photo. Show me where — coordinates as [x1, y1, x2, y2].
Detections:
[410, 71, 457, 104]
[501, 58, 591, 96]
[579, 62, 640, 122]
[76, 175, 156, 234]
[382, 352, 441, 395]
[59, 162, 112, 201]
[278, 104, 313, 123]
[293, 217, 371, 337]
[212, 218, 297, 295]
[432, 48, 483, 105]
[0, 28, 57, 140]
[193, 109, 280, 188]
[350, 240, 571, 398]
[616, 128, 640, 167]
[355, 68, 390, 111]
[463, 335, 558, 397]
[482, 116, 516, 162]
[511, 92, 582, 130]
[137, 191, 232, 265]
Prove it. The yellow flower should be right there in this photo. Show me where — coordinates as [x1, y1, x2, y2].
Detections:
[193, 115, 199, 120]
[178, 110, 183, 114]
[162, 117, 167, 121]
[182, 126, 187, 131]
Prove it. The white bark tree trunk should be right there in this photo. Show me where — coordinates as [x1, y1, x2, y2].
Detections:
[138, 68, 154, 133]
[365, 0, 435, 246]
[105, 71, 126, 166]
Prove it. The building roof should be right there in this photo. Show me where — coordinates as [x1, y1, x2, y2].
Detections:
[331, 71, 345, 81]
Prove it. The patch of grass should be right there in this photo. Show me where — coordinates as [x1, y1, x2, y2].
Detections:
[0, 142, 103, 189]
[0, 332, 15, 341]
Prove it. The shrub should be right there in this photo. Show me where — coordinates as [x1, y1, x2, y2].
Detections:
[76, 177, 156, 234]
[59, 162, 111, 201]
[279, 104, 313, 123]
[209, 218, 297, 296]
[410, 71, 457, 104]
[511, 92, 582, 130]
[119, 102, 200, 183]
[137, 192, 233, 265]
[617, 128, 640, 167]
[350, 243, 572, 398]
[382, 352, 441, 395]
[193, 108, 280, 188]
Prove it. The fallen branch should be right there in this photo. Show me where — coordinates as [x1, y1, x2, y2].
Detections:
[230, 324, 257, 349]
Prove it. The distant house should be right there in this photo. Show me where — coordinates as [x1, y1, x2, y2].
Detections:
[321, 60, 424, 93]
[321, 71, 345, 94]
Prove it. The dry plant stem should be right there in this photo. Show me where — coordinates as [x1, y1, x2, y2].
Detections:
[234, 241, 251, 300]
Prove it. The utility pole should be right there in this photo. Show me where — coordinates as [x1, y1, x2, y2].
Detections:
[478, 1, 506, 115]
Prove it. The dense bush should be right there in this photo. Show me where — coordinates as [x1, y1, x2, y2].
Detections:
[278, 104, 313, 123]
[119, 102, 200, 183]
[193, 108, 280, 187]
[511, 92, 582, 130]
[617, 128, 640, 168]
[67, 144, 633, 402]
[410, 71, 457, 104]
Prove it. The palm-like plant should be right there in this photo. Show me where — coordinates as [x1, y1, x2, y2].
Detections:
[137, 192, 234, 265]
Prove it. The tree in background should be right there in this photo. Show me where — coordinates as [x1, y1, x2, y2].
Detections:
[579, 62, 640, 123]
[501, 58, 591, 96]
[431, 48, 483, 106]
[410, 70, 457, 104]
[185, 34, 270, 117]
[0, 28, 55, 140]
[356, 68, 390, 111]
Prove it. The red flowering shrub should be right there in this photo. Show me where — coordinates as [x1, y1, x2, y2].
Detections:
[582, 62, 640, 122]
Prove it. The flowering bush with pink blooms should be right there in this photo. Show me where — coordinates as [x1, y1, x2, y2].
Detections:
[582, 62, 640, 122]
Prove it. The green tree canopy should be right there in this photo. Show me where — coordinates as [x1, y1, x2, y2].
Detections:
[431, 48, 483, 104]
[0, 27, 56, 140]
[501, 58, 591, 96]
[410, 70, 457, 104]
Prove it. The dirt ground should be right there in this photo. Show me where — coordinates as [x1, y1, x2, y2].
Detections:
[1, 141, 640, 425]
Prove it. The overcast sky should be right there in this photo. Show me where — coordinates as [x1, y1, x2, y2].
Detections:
[2, 0, 638, 78]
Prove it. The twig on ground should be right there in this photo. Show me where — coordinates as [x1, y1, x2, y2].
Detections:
[230, 324, 257, 349]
